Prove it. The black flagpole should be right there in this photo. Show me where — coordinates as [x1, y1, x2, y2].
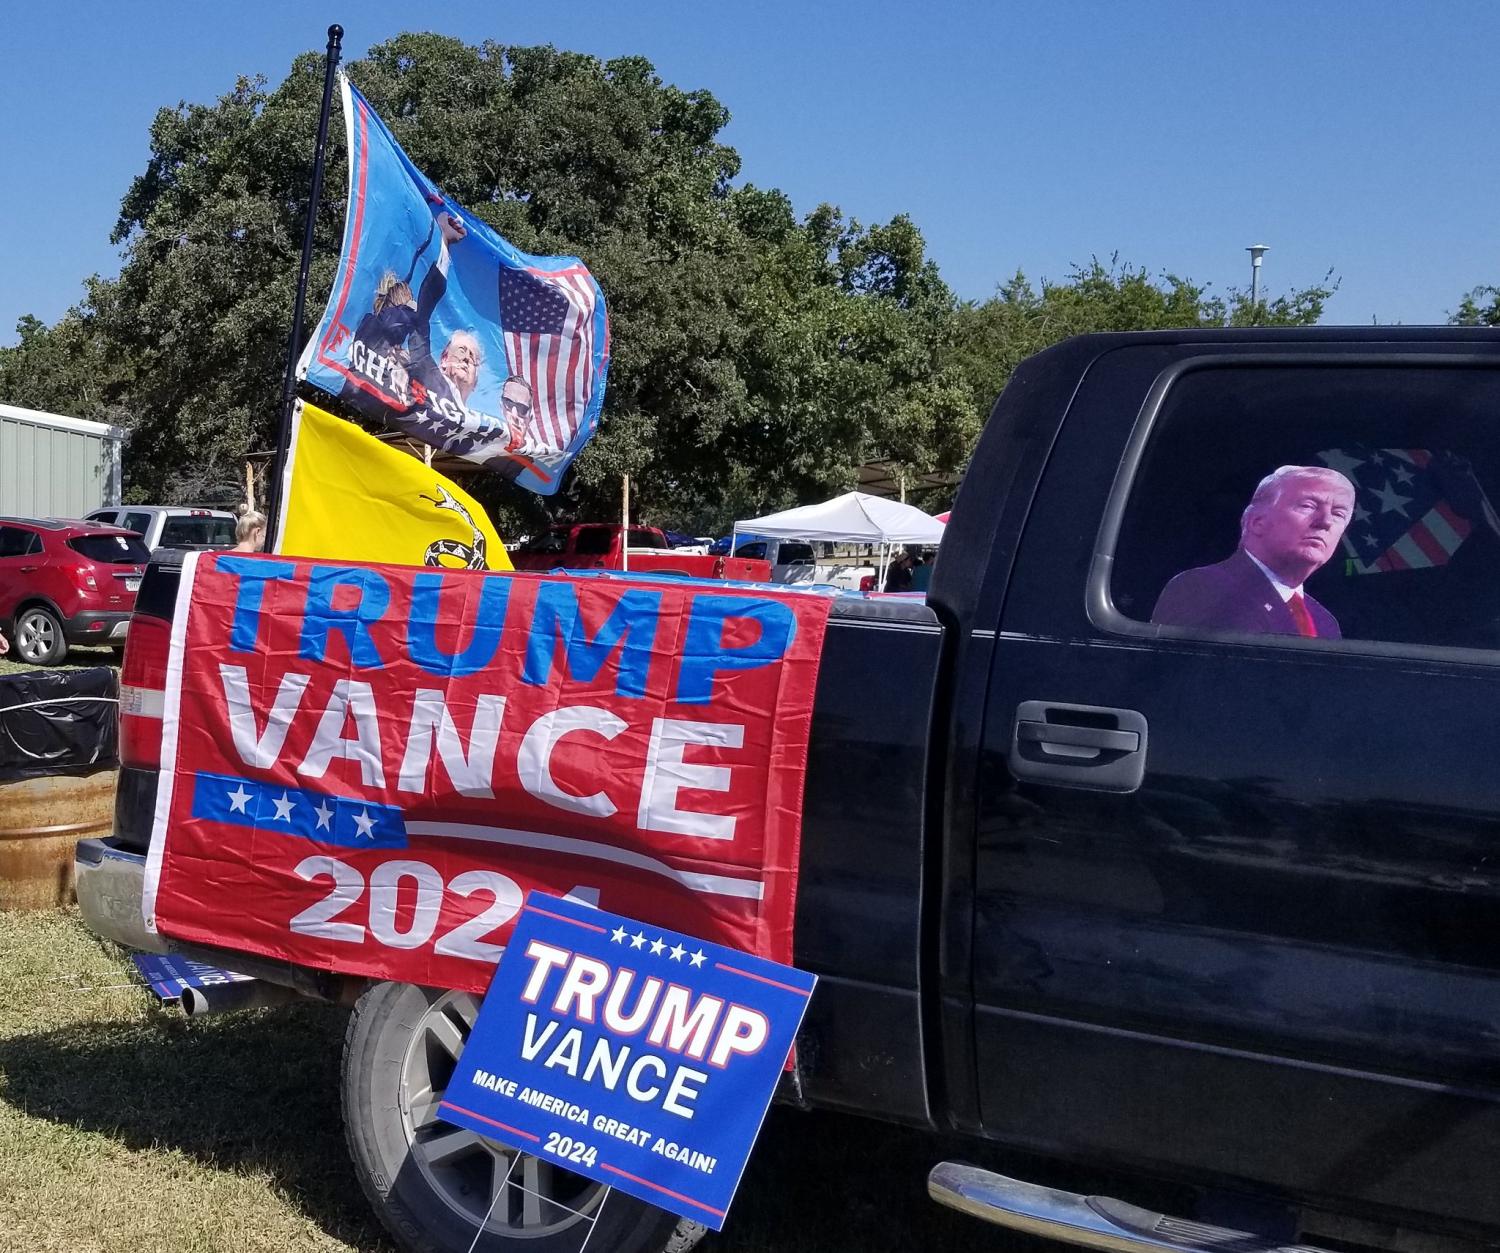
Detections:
[264, 22, 344, 553]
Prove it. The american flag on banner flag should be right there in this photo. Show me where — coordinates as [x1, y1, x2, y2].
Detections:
[1317, 446, 1472, 574]
[499, 264, 600, 453]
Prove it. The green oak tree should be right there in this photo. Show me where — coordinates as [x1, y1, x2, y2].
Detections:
[16, 34, 973, 534]
[949, 257, 1337, 429]
[1450, 286, 1500, 327]
[0, 296, 133, 428]
[5, 35, 1342, 535]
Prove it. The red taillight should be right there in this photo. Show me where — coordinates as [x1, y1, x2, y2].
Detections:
[119, 614, 171, 769]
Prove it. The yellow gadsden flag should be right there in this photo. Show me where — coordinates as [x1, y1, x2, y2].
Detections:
[277, 400, 512, 571]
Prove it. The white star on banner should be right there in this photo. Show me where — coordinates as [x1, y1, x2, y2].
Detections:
[650, 937, 666, 956]
[353, 810, 376, 839]
[1373, 479, 1413, 516]
[313, 800, 334, 831]
[271, 793, 296, 822]
[226, 784, 252, 814]
[630, 931, 647, 950]
[1319, 448, 1365, 480]
[669, 944, 686, 962]
[689, 949, 706, 968]
[611, 926, 628, 944]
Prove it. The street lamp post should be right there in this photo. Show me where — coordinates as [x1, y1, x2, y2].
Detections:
[1247, 243, 1270, 309]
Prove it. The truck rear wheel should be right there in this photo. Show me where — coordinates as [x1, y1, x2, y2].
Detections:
[342, 980, 705, 1253]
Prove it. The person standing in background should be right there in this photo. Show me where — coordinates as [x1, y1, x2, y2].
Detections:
[910, 551, 934, 593]
[233, 511, 267, 554]
[884, 551, 916, 593]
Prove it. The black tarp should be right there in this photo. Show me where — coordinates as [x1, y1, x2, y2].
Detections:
[0, 668, 119, 782]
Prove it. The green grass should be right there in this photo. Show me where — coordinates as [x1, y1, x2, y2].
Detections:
[0, 909, 1048, 1252]
[0, 910, 388, 1251]
[0, 644, 120, 677]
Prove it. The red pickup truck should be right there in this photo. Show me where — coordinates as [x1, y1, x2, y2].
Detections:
[509, 524, 771, 581]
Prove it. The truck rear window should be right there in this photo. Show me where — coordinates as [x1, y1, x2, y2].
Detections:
[70, 535, 151, 564]
[626, 528, 667, 550]
[159, 517, 236, 547]
[574, 529, 614, 556]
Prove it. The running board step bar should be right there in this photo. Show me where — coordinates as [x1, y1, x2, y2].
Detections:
[928, 1163, 1331, 1253]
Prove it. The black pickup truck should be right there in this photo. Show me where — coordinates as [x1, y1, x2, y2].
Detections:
[79, 325, 1500, 1253]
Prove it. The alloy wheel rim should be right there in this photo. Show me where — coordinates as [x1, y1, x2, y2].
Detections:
[17, 613, 55, 662]
[398, 989, 603, 1238]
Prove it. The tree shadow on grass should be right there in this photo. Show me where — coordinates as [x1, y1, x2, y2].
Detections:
[0, 1002, 395, 1250]
[2, 1000, 1095, 1252]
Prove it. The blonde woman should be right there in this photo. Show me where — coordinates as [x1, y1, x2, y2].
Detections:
[233, 510, 266, 553]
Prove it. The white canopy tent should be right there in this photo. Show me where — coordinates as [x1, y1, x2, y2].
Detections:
[733, 491, 946, 589]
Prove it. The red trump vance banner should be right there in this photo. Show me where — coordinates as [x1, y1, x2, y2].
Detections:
[143, 554, 833, 992]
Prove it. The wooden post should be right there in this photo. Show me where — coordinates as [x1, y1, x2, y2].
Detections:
[245, 461, 256, 513]
[621, 474, 630, 572]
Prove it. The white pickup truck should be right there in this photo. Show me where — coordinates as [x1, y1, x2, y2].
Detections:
[85, 506, 236, 552]
[728, 537, 875, 588]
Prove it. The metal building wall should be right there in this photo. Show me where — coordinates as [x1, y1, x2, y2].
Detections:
[0, 406, 121, 518]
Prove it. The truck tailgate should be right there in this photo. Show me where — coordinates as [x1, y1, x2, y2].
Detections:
[794, 594, 944, 1126]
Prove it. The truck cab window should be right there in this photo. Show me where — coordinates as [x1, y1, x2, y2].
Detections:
[625, 528, 666, 549]
[574, 528, 613, 556]
[521, 530, 568, 555]
[1108, 364, 1500, 654]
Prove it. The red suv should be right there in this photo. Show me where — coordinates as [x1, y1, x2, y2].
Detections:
[0, 517, 149, 664]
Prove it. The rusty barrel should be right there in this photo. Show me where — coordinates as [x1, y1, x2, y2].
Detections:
[0, 769, 118, 911]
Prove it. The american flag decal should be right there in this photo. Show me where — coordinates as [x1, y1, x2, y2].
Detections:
[1318, 446, 1472, 574]
[499, 263, 602, 454]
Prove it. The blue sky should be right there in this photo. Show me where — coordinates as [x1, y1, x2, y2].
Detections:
[2, 0, 1497, 345]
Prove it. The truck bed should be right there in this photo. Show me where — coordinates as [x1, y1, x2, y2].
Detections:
[104, 560, 947, 1127]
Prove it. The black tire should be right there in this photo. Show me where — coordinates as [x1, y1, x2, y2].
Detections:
[12, 605, 66, 665]
[342, 981, 706, 1253]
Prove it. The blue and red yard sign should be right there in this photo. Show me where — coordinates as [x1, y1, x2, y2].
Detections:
[438, 893, 816, 1229]
[132, 953, 253, 1002]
